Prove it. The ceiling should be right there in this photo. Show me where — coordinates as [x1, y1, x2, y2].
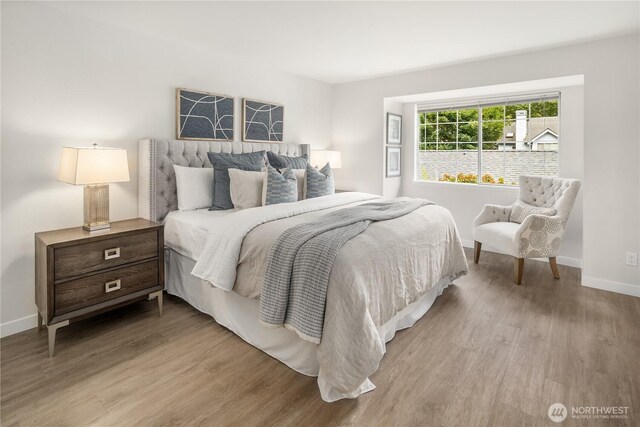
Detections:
[46, 1, 640, 84]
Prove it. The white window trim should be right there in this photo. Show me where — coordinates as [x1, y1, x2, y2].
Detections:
[414, 92, 561, 186]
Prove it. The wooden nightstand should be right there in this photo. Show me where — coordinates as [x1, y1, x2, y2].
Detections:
[35, 218, 164, 357]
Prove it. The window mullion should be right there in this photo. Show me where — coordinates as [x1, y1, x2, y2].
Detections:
[502, 108, 506, 185]
[478, 107, 483, 184]
[435, 115, 439, 181]
[455, 111, 459, 182]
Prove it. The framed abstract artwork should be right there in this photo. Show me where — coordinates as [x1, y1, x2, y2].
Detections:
[176, 88, 234, 141]
[386, 113, 402, 145]
[243, 98, 284, 142]
[386, 146, 401, 177]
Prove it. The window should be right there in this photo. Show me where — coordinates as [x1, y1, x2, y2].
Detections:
[416, 93, 559, 185]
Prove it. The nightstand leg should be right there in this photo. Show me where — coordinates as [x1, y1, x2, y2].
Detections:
[47, 320, 69, 358]
[37, 312, 43, 332]
[150, 291, 163, 317]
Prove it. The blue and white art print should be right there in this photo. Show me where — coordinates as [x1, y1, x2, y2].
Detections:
[177, 88, 234, 141]
[243, 98, 284, 142]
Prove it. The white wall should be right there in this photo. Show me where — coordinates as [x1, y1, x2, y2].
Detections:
[332, 34, 640, 295]
[0, 2, 333, 335]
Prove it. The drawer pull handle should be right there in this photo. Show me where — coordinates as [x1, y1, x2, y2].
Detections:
[104, 247, 120, 260]
[105, 279, 121, 293]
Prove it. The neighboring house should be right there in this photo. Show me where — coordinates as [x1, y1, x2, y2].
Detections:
[502, 110, 559, 151]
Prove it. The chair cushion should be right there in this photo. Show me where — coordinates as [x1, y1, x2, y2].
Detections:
[473, 222, 521, 256]
[510, 199, 557, 224]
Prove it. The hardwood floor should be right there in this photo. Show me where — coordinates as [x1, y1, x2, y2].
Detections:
[2, 249, 639, 426]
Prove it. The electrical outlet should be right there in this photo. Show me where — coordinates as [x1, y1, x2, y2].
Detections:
[626, 252, 637, 266]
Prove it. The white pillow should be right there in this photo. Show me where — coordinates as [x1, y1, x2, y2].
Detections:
[294, 169, 305, 201]
[173, 165, 213, 211]
[510, 199, 557, 224]
[229, 169, 264, 209]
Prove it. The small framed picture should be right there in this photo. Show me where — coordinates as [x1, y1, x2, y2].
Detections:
[386, 113, 402, 145]
[386, 146, 401, 177]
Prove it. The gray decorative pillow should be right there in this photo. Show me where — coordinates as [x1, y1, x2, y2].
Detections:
[304, 162, 334, 199]
[207, 151, 265, 210]
[262, 165, 298, 206]
[510, 199, 557, 224]
[266, 152, 308, 170]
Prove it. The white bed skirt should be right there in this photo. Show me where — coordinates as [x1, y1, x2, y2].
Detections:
[165, 249, 451, 402]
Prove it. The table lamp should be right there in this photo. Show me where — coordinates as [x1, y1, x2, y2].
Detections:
[311, 150, 342, 169]
[58, 144, 130, 231]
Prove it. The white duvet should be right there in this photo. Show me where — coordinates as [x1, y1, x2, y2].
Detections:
[191, 193, 382, 290]
[187, 192, 468, 401]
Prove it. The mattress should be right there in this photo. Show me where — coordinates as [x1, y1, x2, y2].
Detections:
[164, 199, 376, 298]
[164, 208, 233, 260]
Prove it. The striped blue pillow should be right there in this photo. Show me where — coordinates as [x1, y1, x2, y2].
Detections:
[262, 165, 298, 205]
[304, 163, 334, 199]
[266, 152, 308, 170]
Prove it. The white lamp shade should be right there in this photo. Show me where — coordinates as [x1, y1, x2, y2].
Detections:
[311, 150, 342, 169]
[58, 146, 130, 185]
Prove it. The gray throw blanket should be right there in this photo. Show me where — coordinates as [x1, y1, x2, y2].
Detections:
[259, 198, 433, 343]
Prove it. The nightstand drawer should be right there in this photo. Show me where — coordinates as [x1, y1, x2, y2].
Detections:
[54, 260, 159, 315]
[54, 230, 158, 280]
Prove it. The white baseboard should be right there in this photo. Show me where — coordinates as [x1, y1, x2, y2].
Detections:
[553, 256, 583, 269]
[1, 313, 38, 338]
[461, 239, 583, 268]
[461, 239, 477, 249]
[582, 276, 640, 297]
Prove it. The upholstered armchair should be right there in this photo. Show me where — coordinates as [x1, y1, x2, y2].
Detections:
[473, 176, 581, 285]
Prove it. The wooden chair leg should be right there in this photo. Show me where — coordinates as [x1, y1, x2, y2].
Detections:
[474, 241, 482, 264]
[549, 257, 560, 279]
[515, 258, 524, 285]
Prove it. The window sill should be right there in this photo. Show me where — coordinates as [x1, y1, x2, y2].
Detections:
[412, 179, 519, 190]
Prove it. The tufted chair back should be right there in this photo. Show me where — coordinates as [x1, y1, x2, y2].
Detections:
[139, 139, 310, 222]
[517, 175, 581, 219]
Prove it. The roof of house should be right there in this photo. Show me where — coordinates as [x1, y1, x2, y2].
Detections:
[502, 117, 559, 143]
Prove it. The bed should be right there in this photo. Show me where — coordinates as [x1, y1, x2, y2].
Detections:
[138, 138, 468, 401]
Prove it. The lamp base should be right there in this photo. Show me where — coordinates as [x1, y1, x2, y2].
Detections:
[83, 184, 110, 232]
[83, 223, 111, 232]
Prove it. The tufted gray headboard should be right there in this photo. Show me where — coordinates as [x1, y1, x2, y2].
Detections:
[138, 138, 311, 222]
